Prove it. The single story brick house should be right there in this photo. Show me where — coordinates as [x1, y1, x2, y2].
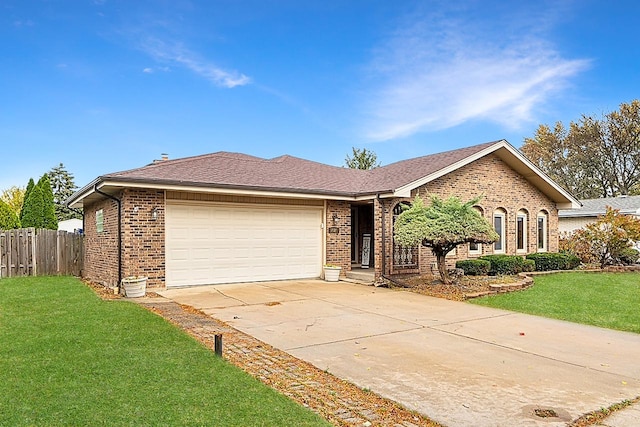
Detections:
[67, 140, 580, 289]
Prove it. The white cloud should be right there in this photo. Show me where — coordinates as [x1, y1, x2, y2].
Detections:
[140, 37, 250, 88]
[361, 6, 590, 141]
[142, 67, 153, 73]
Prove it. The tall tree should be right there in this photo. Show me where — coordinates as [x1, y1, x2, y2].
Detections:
[0, 199, 20, 230]
[522, 100, 640, 198]
[345, 147, 380, 170]
[20, 178, 35, 222]
[0, 186, 25, 218]
[37, 174, 58, 230]
[20, 185, 45, 228]
[394, 195, 499, 284]
[48, 163, 81, 221]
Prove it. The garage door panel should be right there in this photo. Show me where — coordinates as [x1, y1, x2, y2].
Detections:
[166, 203, 323, 287]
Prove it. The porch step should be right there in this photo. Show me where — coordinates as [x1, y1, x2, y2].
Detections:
[346, 269, 375, 284]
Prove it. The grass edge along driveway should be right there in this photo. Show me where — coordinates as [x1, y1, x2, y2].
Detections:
[0, 276, 330, 427]
[470, 271, 640, 334]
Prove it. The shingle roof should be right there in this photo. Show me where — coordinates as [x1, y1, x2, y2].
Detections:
[67, 139, 580, 209]
[102, 141, 499, 196]
[559, 195, 640, 217]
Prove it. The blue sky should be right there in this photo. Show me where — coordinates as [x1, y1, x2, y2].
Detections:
[2, 0, 639, 191]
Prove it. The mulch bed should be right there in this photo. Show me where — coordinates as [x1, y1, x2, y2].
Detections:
[386, 274, 521, 301]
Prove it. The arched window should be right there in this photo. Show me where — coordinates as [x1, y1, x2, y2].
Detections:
[493, 208, 506, 254]
[537, 211, 548, 252]
[392, 202, 419, 268]
[516, 209, 528, 253]
[469, 206, 484, 255]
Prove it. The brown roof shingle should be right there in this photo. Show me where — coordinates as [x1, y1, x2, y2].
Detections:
[102, 141, 501, 196]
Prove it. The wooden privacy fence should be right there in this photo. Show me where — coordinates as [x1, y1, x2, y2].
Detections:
[0, 228, 83, 278]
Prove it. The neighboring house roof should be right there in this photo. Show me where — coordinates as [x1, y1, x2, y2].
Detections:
[67, 139, 580, 209]
[559, 195, 640, 218]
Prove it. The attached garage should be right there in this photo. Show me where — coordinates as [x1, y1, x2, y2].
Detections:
[165, 201, 324, 287]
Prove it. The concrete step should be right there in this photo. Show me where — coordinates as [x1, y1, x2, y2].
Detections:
[346, 269, 375, 283]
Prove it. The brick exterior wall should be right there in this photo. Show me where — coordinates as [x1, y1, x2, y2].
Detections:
[83, 189, 166, 289]
[377, 153, 560, 278]
[121, 189, 165, 288]
[325, 201, 351, 276]
[83, 195, 121, 287]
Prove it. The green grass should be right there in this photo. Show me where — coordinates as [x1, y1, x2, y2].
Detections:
[470, 272, 640, 333]
[0, 276, 330, 426]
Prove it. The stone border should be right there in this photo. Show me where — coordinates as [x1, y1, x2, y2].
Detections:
[463, 274, 534, 299]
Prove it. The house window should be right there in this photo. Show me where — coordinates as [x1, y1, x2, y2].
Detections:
[493, 210, 506, 253]
[469, 206, 483, 255]
[96, 209, 104, 234]
[537, 212, 548, 252]
[516, 210, 527, 253]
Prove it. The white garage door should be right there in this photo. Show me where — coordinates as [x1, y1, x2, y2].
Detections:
[165, 202, 323, 287]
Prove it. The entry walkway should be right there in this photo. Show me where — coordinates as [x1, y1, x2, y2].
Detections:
[159, 280, 640, 427]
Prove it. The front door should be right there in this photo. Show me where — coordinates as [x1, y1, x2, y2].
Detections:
[350, 204, 373, 266]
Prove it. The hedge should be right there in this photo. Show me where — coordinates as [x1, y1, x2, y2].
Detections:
[455, 259, 491, 276]
[479, 255, 527, 275]
[525, 252, 580, 271]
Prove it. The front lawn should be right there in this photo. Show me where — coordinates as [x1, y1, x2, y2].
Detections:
[469, 272, 640, 334]
[0, 276, 329, 426]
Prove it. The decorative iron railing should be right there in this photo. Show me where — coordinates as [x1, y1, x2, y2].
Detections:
[393, 243, 419, 268]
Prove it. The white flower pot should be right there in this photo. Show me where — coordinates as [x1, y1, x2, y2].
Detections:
[121, 277, 147, 297]
[323, 266, 341, 282]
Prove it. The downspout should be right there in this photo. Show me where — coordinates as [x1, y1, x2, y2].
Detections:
[94, 185, 122, 285]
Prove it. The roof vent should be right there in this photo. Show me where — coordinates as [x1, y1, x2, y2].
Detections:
[161, 153, 169, 161]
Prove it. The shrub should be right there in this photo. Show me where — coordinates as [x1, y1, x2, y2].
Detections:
[564, 252, 582, 269]
[522, 259, 536, 272]
[479, 255, 526, 275]
[619, 248, 639, 265]
[455, 259, 491, 276]
[526, 252, 581, 271]
[560, 230, 594, 264]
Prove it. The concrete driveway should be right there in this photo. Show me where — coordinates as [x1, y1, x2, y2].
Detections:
[159, 280, 640, 427]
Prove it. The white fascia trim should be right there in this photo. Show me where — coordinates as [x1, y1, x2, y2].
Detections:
[66, 178, 103, 208]
[96, 180, 360, 201]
